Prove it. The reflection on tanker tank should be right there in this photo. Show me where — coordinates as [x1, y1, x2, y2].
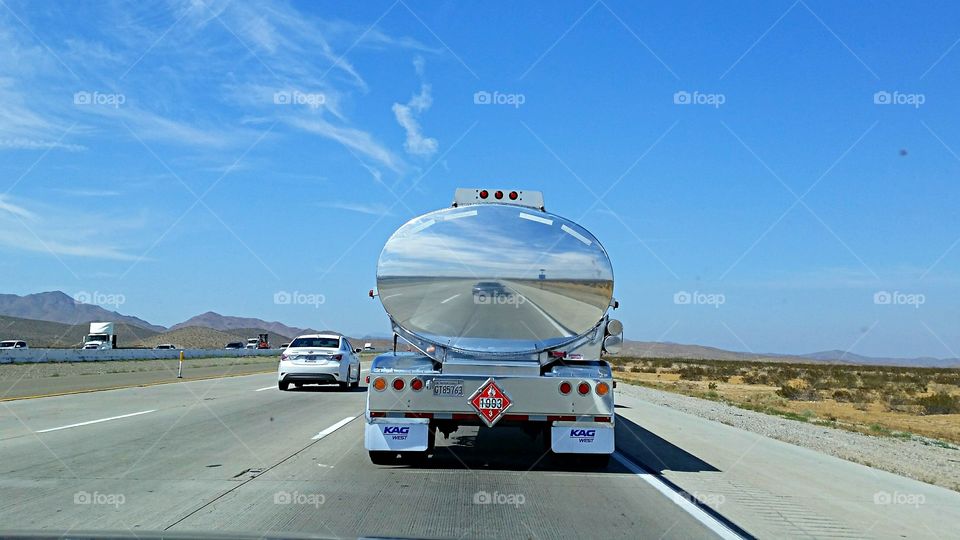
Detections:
[376, 204, 614, 353]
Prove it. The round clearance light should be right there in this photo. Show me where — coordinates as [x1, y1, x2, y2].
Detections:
[559, 381, 572, 395]
[494, 190, 504, 199]
[606, 319, 623, 336]
[577, 382, 591, 395]
[373, 377, 386, 391]
[596, 382, 610, 396]
[392, 378, 405, 391]
[509, 191, 518, 200]
[410, 378, 424, 391]
[479, 190, 489, 199]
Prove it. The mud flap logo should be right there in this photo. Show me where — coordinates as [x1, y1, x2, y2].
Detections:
[570, 428, 596, 443]
[383, 425, 410, 441]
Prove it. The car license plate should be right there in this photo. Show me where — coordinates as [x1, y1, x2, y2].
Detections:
[433, 379, 464, 397]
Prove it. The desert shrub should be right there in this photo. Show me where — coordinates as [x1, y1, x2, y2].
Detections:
[915, 392, 960, 415]
[832, 389, 854, 402]
[678, 366, 706, 381]
[777, 384, 820, 401]
[708, 382, 718, 390]
[742, 371, 770, 385]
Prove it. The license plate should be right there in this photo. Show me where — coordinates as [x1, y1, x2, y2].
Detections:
[433, 379, 464, 397]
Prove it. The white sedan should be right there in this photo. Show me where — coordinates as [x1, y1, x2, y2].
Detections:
[278, 334, 361, 391]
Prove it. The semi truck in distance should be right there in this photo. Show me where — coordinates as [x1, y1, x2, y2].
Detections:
[364, 188, 623, 466]
[82, 322, 117, 350]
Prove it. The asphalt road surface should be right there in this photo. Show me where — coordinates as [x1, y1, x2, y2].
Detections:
[3, 371, 958, 539]
[0, 372, 723, 539]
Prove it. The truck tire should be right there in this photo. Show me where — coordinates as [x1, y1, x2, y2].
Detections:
[369, 451, 396, 465]
[278, 381, 289, 391]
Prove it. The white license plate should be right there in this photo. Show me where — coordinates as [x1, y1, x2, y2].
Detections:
[433, 380, 464, 397]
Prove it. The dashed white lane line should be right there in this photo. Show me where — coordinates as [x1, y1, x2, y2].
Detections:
[441, 293, 460, 304]
[35, 410, 156, 433]
[311, 416, 357, 440]
[611, 452, 746, 540]
[255, 386, 275, 392]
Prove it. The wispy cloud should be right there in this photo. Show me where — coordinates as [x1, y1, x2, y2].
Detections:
[317, 200, 394, 216]
[285, 115, 403, 172]
[392, 57, 438, 158]
[0, 195, 142, 260]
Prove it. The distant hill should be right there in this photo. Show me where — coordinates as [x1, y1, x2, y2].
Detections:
[0, 291, 163, 332]
[0, 314, 161, 348]
[171, 312, 316, 338]
[618, 341, 960, 368]
[131, 326, 291, 349]
[799, 350, 960, 369]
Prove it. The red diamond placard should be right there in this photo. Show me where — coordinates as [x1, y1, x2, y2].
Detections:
[469, 378, 513, 427]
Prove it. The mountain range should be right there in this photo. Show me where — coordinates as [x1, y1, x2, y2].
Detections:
[1, 291, 957, 367]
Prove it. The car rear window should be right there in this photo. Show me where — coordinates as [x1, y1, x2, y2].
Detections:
[0, 341, 15, 347]
[290, 337, 340, 348]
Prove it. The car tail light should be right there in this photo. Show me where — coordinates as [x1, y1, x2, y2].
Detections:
[596, 382, 610, 396]
[410, 378, 424, 391]
[392, 378, 405, 391]
[509, 191, 518, 200]
[479, 189, 489, 199]
[577, 382, 590, 395]
[494, 190, 503, 199]
[365, 375, 370, 384]
[548, 351, 566, 359]
[332, 354, 342, 361]
[559, 381, 572, 394]
[372, 377, 386, 391]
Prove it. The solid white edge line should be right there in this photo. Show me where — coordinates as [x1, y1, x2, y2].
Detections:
[611, 452, 745, 540]
[255, 386, 275, 392]
[36, 410, 157, 433]
[441, 293, 460, 304]
[311, 415, 358, 440]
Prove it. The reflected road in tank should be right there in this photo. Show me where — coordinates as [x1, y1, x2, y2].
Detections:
[377, 204, 614, 353]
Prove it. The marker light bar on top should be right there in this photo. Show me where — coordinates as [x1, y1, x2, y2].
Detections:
[453, 188, 545, 210]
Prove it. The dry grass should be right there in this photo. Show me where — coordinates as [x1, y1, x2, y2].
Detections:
[610, 357, 960, 444]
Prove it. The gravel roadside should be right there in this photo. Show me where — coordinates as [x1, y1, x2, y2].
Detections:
[618, 382, 960, 492]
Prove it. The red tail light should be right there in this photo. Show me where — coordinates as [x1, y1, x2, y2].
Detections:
[559, 381, 572, 394]
[410, 378, 424, 391]
[332, 354, 342, 360]
[479, 190, 489, 199]
[509, 191, 518, 200]
[577, 382, 590, 395]
[494, 190, 503, 199]
[392, 378, 405, 391]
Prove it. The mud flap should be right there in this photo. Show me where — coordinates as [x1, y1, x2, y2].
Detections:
[364, 418, 430, 451]
[551, 423, 614, 454]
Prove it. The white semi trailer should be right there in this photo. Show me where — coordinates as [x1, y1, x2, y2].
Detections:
[364, 188, 623, 466]
[82, 322, 117, 350]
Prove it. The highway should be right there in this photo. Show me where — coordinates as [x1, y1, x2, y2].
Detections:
[0, 372, 720, 539]
[1, 372, 958, 538]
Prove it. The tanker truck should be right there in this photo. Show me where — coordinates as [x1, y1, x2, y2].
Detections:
[365, 188, 623, 466]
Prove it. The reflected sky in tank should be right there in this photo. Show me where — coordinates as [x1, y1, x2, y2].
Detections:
[378, 206, 613, 281]
[376, 205, 614, 352]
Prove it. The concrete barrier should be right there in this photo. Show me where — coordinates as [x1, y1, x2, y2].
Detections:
[0, 348, 283, 364]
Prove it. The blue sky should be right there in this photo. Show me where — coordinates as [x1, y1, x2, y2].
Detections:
[1, 0, 959, 358]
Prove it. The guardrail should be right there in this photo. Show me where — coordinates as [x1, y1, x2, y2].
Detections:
[0, 348, 283, 364]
